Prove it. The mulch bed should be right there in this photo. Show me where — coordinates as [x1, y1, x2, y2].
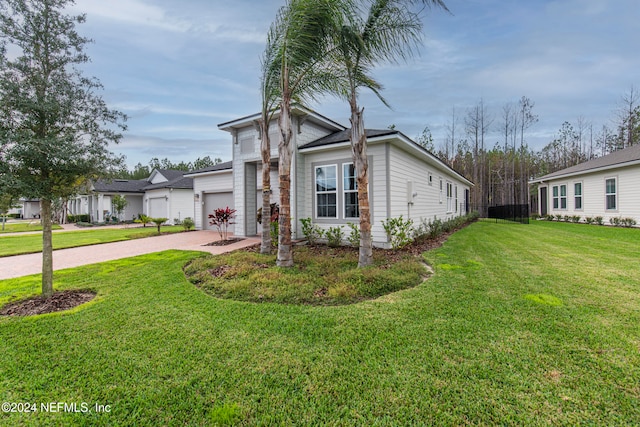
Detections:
[0, 290, 96, 317]
[204, 237, 245, 247]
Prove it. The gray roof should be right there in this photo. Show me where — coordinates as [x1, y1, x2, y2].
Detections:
[299, 129, 398, 150]
[184, 161, 233, 176]
[93, 169, 194, 193]
[93, 179, 147, 193]
[534, 144, 640, 181]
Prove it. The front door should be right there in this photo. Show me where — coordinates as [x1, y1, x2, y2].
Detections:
[540, 187, 548, 216]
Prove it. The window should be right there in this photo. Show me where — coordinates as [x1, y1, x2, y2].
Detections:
[315, 165, 337, 218]
[574, 182, 583, 210]
[552, 185, 567, 210]
[439, 178, 443, 203]
[606, 178, 617, 210]
[455, 185, 458, 213]
[446, 182, 454, 213]
[343, 163, 359, 218]
[428, 173, 433, 186]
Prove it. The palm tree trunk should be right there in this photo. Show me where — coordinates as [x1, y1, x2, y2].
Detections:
[260, 120, 272, 254]
[41, 198, 54, 298]
[350, 102, 373, 267]
[277, 97, 294, 267]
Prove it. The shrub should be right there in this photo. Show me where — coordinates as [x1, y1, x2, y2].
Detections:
[610, 217, 620, 227]
[555, 214, 563, 221]
[270, 221, 278, 247]
[531, 213, 540, 220]
[325, 226, 344, 248]
[563, 215, 571, 222]
[585, 217, 594, 225]
[300, 218, 324, 245]
[622, 217, 637, 228]
[594, 216, 604, 225]
[545, 214, 555, 221]
[381, 216, 414, 250]
[173, 218, 182, 226]
[571, 215, 581, 223]
[208, 207, 236, 241]
[150, 217, 168, 233]
[135, 214, 152, 227]
[182, 217, 195, 231]
[346, 222, 360, 247]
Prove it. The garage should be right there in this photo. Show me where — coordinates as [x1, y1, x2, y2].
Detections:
[148, 197, 167, 219]
[203, 192, 234, 233]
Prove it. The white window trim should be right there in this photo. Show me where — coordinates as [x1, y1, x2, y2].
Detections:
[574, 181, 583, 211]
[552, 184, 567, 210]
[446, 181, 454, 213]
[439, 178, 443, 204]
[315, 164, 338, 219]
[605, 177, 617, 211]
[343, 162, 359, 219]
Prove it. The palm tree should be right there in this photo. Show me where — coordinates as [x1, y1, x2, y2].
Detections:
[257, 23, 281, 254]
[334, 0, 449, 267]
[268, 0, 343, 267]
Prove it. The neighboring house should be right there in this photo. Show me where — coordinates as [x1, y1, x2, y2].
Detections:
[10, 199, 41, 219]
[67, 169, 194, 224]
[530, 144, 640, 223]
[207, 106, 472, 248]
[184, 161, 236, 232]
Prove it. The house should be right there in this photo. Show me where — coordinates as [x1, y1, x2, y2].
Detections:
[67, 169, 194, 224]
[8, 199, 41, 219]
[530, 144, 640, 223]
[192, 106, 472, 247]
[183, 161, 235, 231]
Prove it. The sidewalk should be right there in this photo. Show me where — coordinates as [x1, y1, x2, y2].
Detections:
[0, 231, 260, 280]
[0, 222, 133, 237]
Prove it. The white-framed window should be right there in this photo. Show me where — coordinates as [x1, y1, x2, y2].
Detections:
[605, 178, 617, 210]
[446, 182, 454, 213]
[315, 165, 337, 218]
[455, 185, 458, 213]
[439, 178, 443, 204]
[552, 184, 567, 210]
[343, 163, 359, 219]
[574, 182, 583, 210]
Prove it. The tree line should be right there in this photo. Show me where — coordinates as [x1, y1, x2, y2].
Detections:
[115, 156, 223, 180]
[415, 86, 640, 211]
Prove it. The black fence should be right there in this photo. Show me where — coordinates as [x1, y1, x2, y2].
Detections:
[473, 204, 530, 224]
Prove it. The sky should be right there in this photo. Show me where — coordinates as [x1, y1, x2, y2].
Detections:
[66, 0, 640, 168]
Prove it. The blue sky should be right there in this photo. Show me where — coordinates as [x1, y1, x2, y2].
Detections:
[68, 0, 640, 167]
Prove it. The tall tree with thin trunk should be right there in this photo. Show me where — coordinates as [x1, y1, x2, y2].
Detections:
[0, 0, 125, 298]
[257, 22, 282, 254]
[268, 0, 341, 267]
[334, 0, 448, 267]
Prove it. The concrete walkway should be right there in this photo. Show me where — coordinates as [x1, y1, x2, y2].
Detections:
[0, 231, 260, 280]
[0, 222, 132, 237]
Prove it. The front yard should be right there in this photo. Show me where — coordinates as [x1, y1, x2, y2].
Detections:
[0, 221, 638, 425]
[0, 225, 184, 257]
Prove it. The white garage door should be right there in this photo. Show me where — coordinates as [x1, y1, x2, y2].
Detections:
[148, 197, 167, 219]
[204, 192, 234, 232]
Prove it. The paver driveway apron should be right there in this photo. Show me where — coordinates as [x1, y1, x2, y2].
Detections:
[0, 231, 260, 280]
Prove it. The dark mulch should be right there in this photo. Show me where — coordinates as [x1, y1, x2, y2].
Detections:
[204, 237, 245, 247]
[0, 290, 96, 317]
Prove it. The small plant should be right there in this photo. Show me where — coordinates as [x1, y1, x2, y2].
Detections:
[135, 214, 152, 227]
[270, 221, 279, 247]
[173, 218, 182, 226]
[594, 216, 604, 225]
[325, 226, 344, 248]
[300, 218, 324, 245]
[571, 215, 581, 223]
[182, 217, 195, 231]
[111, 194, 128, 222]
[346, 222, 360, 247]
[545, 214, 554, 221]
[555, 214, 563, 221]
[609, 217, 620, 227]
[585, 217, 594, 225]
[209, 207, 237, 241]
[150, 217, 168, 233]
[563, 215, 571, 222]
[622, 217, 637, 227]
[382, 216, 414, 250]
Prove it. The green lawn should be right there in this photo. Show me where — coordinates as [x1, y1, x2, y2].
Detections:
[0, 222, 63, 234]
[0, 221, 639, 425]
[0, 226, 183, 257]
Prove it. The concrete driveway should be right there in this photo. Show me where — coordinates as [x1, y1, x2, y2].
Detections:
[0, 231, 260, 280]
